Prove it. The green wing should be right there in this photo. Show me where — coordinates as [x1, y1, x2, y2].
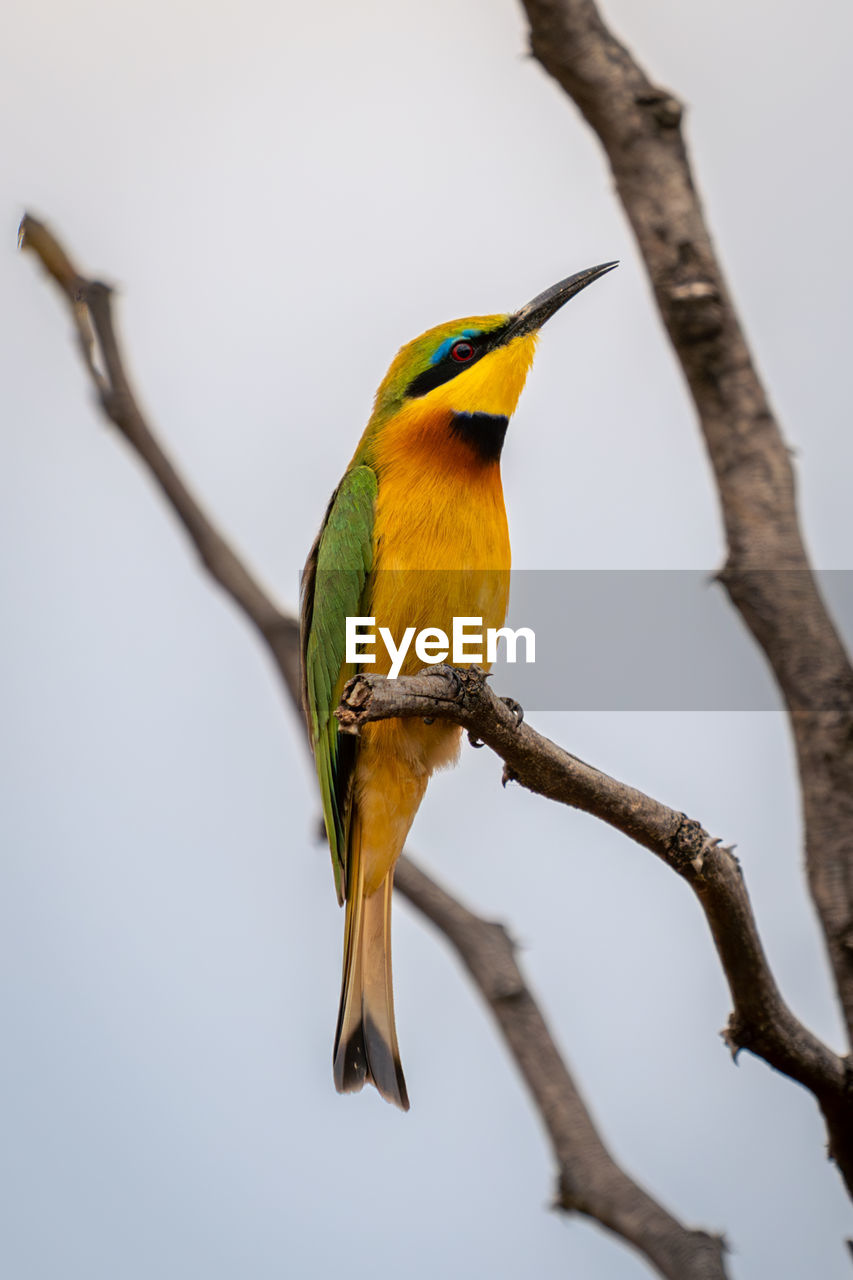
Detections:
[300, 465, 377, 904]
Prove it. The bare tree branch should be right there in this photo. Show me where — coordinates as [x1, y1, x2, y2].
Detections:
[18, 212, 731, 1279]
[395, 858, 728, 1280]
[19, 214, 301, 702]
[339, 665, 853, 1193]
[518, 0, 853, 1046]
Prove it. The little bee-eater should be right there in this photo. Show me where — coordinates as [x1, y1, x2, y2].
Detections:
[301, 264, 615, 1108]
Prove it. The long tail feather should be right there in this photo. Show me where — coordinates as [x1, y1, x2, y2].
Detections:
[333, 815, 409, 1109]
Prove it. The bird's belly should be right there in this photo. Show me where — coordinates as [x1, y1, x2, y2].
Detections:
[357, 551, 504, 894]
[368, 566, 508, 678]
[369, 466, 511, 677]
[355, 455, 511, 891]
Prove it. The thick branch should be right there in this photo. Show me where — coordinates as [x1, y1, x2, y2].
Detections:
[338, 666, 853, 1192]
[18, 213, 730, 1279]
[518, 0, 853, 1045]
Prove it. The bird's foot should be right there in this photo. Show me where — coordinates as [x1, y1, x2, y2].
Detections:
[497, 697, 523, 773]
[418, 663, 464, 700]
[418, 665, 491, 746]
[500, 696, 524, 728]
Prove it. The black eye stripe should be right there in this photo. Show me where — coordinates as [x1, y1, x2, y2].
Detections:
[405, 321, 512, 399]
[405, 346, 484, 398]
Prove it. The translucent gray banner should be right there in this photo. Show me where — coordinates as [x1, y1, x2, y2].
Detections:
[303, 570, 853, 711]
[493, 571, 850, 711]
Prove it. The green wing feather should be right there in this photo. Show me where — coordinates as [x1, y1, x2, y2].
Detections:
[300, 465, 377, 904]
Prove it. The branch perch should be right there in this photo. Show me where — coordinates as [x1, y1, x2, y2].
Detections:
[339, 665, 853, 1190]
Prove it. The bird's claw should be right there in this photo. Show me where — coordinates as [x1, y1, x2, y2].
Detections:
[419, 663, 464, 700]
[501, 696, 524, 728]
[419, 665, 491, 746]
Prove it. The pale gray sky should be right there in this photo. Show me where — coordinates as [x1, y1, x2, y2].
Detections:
[2, 2, 852, 1277]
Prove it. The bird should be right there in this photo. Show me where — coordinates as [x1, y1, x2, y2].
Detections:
[300, 263, 616, 1109]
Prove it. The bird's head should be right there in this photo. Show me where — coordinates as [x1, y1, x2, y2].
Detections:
[365, 263, 617, 441]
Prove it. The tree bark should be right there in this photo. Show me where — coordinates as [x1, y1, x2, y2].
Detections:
[519, 0, 853, 1047]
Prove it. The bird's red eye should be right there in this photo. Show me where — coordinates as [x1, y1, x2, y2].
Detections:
[450, 341, 475, 363]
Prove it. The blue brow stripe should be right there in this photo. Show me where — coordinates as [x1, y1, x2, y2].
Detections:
[430, 329, 481, 365]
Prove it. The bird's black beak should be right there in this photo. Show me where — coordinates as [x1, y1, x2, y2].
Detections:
[505, 262, 618, 339]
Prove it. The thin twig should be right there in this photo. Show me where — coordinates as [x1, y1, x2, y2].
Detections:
[19, 214, 300, 701]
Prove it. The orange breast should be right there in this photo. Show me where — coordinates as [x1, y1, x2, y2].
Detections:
[353, 408, 512, 893]
[367, 405, 511, 674]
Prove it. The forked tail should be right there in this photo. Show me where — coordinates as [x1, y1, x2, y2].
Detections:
[333, 814, 409, 1110]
